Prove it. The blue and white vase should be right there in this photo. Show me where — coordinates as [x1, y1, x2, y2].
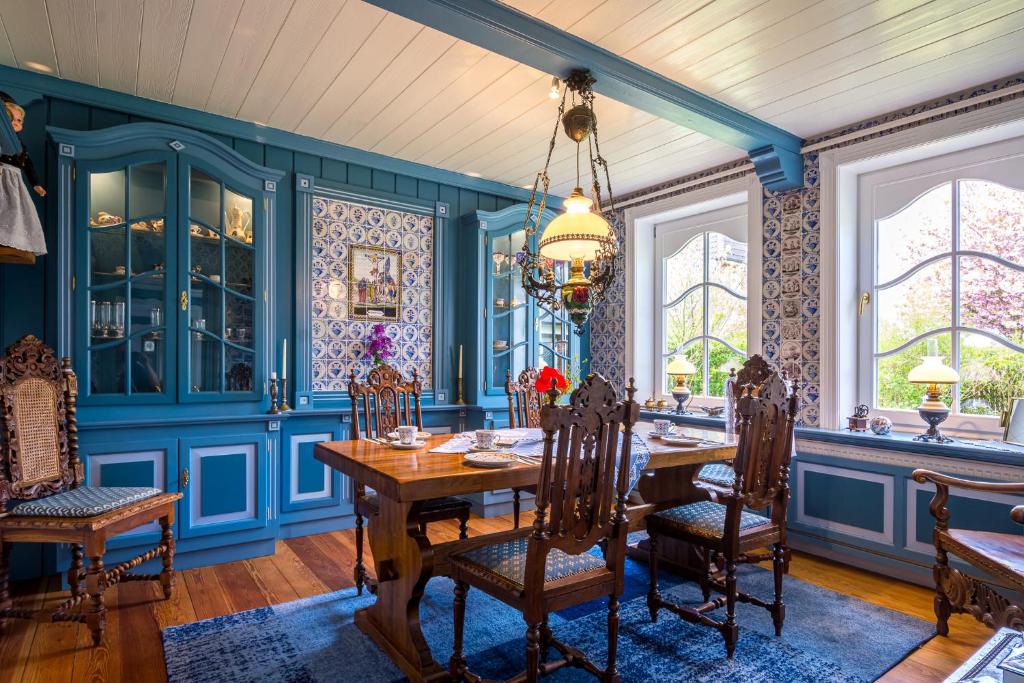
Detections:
[869, 416, 893, 435]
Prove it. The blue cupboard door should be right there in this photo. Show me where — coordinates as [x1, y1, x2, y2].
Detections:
[179, 434, 270, 539]
[280, 421, 351, 519]
[81, 437, 179, 550]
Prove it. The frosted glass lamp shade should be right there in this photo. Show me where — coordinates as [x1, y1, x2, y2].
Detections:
[666, 356, 697, 376]
[538, 188, 615, 262]
[908, 356, 959, 384]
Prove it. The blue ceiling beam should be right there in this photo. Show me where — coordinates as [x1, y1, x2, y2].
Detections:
[365, 0, 805, 191]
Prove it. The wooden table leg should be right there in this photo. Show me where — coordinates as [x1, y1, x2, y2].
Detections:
[355, 497, 447, 683]
[628, 464, 714, 576]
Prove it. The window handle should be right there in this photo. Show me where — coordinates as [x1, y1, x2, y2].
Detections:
[858, 292, 871, 317]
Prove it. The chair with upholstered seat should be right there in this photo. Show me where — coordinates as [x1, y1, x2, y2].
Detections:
[505, 367, 542, 528]
[0, 335, 181, 645]
[348, 364, 471, 595]
[647, 372, 798, 657]
[449, 373, 640, 683]
[911, 469, 1024, 634]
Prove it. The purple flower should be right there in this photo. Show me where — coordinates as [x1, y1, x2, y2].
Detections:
[366, 324, 395, 365]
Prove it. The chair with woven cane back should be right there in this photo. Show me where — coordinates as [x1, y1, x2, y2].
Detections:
[505, 367, 542, 529]
[0, 335, 181, 645]
[348, 363, 471, 595]
[646, 371, 798, 657]
[448, 373, 640, 683]
[911, 468, 1024, 635]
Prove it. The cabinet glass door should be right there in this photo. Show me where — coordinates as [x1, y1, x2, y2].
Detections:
[536, 258, 573, 374]
[184, 166, 257, 397]
[83, 156, 173, 400]
[488, 228, 530, 392]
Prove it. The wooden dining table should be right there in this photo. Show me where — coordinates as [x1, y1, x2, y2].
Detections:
[314, 422, 736, 682]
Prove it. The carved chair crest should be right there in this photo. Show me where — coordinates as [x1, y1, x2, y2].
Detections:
[505, 367, 542, 429]
[732, 372, 798, 512]
[0, 335, 81, 511]
[348, 364, 422, 439]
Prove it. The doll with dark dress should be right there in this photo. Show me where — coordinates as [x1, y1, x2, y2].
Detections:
[0, 92, 47, 259]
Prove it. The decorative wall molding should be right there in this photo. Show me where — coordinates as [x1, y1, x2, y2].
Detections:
[794, 461, 894, 546]
[796, 439, 1024, 481]
[903, 478, 1023, 555]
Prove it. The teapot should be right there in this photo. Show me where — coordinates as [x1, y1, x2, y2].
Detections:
[226, 205, 252, 241]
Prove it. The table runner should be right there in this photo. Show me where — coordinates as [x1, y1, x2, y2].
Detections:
[430, 428, 650, 494]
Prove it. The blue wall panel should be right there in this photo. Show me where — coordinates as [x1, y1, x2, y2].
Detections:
[803, 470, 886, 534]
[914, 488, 1022, 545]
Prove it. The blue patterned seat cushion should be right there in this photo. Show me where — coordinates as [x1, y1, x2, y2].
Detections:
[453, 537, 606, 588]
[698, 463, 736, 488]
[650, 500, 771, 540]
[12, 486, 161, 517]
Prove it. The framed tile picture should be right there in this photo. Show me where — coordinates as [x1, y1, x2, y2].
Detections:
[348, 244, 402, 321]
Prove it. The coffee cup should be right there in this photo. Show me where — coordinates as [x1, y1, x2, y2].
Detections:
[396, 425, 418, 445]
[475, 429, 498, 450]
[653, 419, 673, 436]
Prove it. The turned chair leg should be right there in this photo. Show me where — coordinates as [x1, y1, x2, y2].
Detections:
[68, 543, 85, 599]
[934, 546, 952, 637]
[512, 488, 521, 529]
[458, 511, 469, 540]
[354, 513, 367, 596]
[0, 540, 10, 635]
[606, 595, 621, 683]
[723, 558, 739, 658]
[699, 549, 713, 602]
[449, 580, 468, 679]
[646, 532, 661, 622]
[540, 614, 552, 662]
[525, 621, 542, 683]
[772, 542, 786, 636]
[160, 515, 176, 599]
[85, 538, 107, 646]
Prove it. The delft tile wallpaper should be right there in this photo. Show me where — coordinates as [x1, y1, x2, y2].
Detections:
[310, 197, 434, 392]
[589, 73, 1024, 426]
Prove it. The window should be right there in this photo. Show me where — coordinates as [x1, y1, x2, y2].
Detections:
[654, 204, 748, 401]
[858, 140, 1024, 430]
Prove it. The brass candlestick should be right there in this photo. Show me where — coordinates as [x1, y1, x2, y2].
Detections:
[279, 377, 291, 411]
[455, 376, 465, 405]
[267, 377, 280, 414]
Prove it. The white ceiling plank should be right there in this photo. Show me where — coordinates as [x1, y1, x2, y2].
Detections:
[171, 0, 244, 110]
[95, 0, 143, 93]
[46, 0, 99, 86]
[0, 15, 18, 67]
[324, 26, 457, 142]
[204, 0, 296, 117]
[1, 0, 60, 76]
[555, 0, 660, 43]
[591, 0, 720, 56]
[267, 0, 386, 132]
[344, 39, 490, 150]
[235, 0, 347, 124]
[137, 0, 193, 101]
[295, 12, 422, 139]
[500, 0, 560, 18]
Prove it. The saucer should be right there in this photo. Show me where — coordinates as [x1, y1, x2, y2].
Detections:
[469, 443, 501, 452]
[390, 440, 426, 450]
[463, 452, 515, 468]
[648, 429, 679, 440]
[387, 431, 430, 441]
[660, 436, 703, 447]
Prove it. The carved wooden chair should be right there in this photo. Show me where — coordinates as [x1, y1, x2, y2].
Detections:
[647, 372, 798, 657]
[348, 364, 471, 595]
[0, 335, 181, 645]
[449, 373, 640, 683]
[505, 367, 542, 528]
[911, 469, 1024, 634]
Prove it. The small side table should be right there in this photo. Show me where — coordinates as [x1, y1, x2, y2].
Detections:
[944, 628, 1023, 682]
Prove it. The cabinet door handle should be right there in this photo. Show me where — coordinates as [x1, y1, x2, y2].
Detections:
[181, 468, 189, 489]
[180, 290, 188, 311]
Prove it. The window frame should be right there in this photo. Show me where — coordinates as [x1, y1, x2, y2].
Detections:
[855, 136, 1024, 436]
[653, 204, 749, 402]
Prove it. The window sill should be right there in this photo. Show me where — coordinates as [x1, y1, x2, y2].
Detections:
[638, 409, 1024, 467]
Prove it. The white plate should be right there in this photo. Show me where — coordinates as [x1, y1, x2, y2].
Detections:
[660, 436, 703, 447]
[390, 440, 426, 450]
[463, 452, 516, 468]
[387, 431, 430, 440]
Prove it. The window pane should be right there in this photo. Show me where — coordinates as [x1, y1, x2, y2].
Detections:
[708, 339, 745, 399]
[664, 235, 703, 302]
[664, 343, 703, 396]
[708, 286, 746, 353]
[876, 332, 952, 410]
[665, 289, 702, 354]
[959, 180, 1024, 266]
[190, 168, 221, 228]
[876, 258, 951, 353]
[876, 183, 951, 283]
[959, 331, 1024, 416]
[89, 170, 125, 227]
[708, 232, 747, 295]
[129, 162, 166, 219]
[960, 255, 1024, 346]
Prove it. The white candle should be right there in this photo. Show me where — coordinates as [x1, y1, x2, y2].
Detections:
[270, 371, 277, 380]
[458, 344, 463, 379]
[282, 338, 287, 380]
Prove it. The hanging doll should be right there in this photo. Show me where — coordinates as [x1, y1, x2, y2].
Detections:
[0, 92, 47, 261]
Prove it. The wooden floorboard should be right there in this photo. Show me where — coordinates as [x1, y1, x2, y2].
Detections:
[0, 513, 997, 682]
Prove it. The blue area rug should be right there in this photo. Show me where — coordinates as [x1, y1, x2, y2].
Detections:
[162, 556, 933, 682]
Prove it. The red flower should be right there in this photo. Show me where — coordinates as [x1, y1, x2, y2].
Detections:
[571, 286, 589, 304]
[535, 366, 568, 395]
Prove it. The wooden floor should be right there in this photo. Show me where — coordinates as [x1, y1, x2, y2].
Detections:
[0, 513, 992, 683]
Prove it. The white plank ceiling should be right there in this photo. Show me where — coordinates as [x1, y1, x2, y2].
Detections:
[1, 0, 1022, 196]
